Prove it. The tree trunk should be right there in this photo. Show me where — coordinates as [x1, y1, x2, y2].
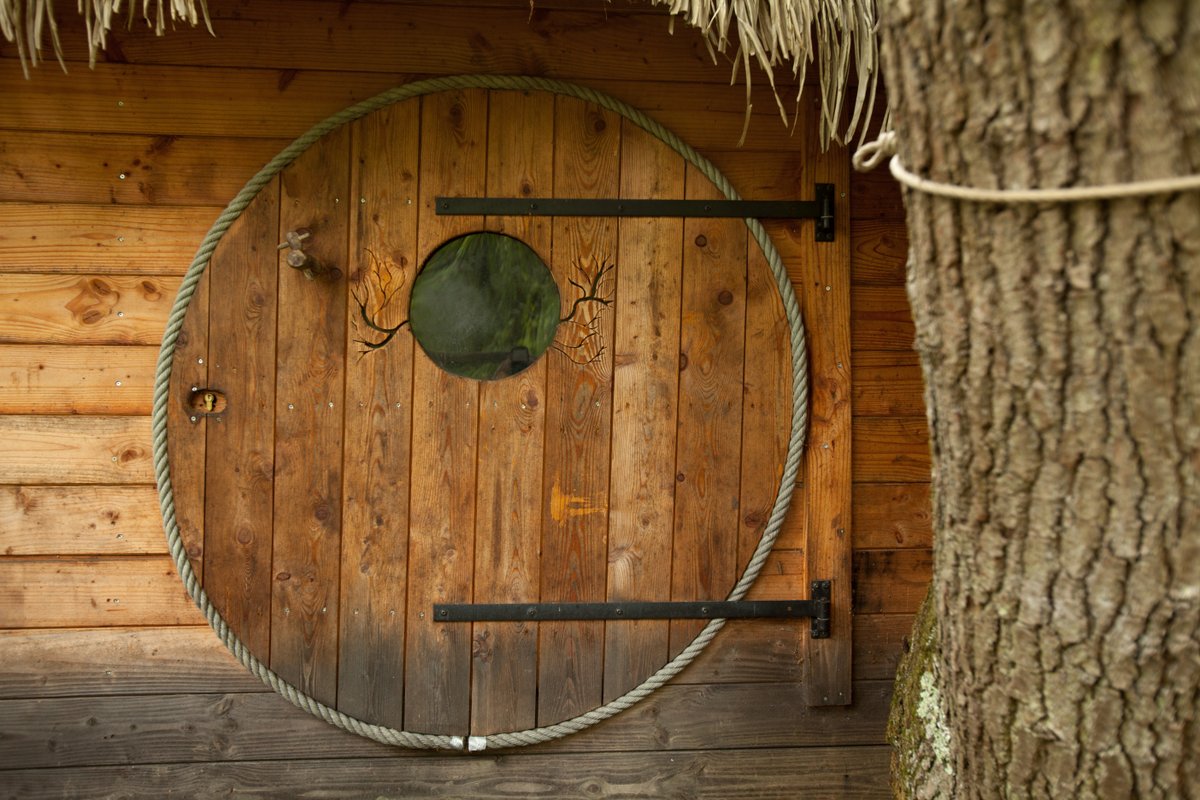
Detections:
[878, 1, 1200, 796]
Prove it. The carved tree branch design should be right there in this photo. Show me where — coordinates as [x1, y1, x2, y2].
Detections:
[552, 257, 615, 367]
[355, 248, 615, 370]
[353, 248, 409, 354]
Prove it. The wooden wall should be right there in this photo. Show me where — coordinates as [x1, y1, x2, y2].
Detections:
[0, 1, 929, 796]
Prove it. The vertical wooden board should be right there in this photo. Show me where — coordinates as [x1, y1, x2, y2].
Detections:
[538, 96, 619, 725]
[403, 89, 486, 735]
[604, 121, 684, 701]
[469, 90, 553, 735]
[337, 101, 419, 730]
[668, 165, 747, 656]
[737, 244, 792, 573]
[169, 270, 208, 579]
[202, 179, 280, 660]
[270, 130, 350, 707]
[801, 136, 853, 707]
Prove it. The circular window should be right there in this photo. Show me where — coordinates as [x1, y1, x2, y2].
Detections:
[409, 232, 560, 380]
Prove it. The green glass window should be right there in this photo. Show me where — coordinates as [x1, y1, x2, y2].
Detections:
[409, 232, 560, 380]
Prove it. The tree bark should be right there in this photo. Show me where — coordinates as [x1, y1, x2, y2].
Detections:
[878, 1, 1200, 796]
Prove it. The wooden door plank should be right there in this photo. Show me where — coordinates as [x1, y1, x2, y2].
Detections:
[768, 484, 807, 550]
[0, 416, 153, 484]
[0, 203, 212, 274]
[0, 486, 165, 556]
[0, 344, 156, 414]
[736, 244, 792, 573]
[403, 89, 486, 736]
[0, 274, 179, 345]
[469, 89, 553, 736]
[537, 95, 619, 725]
[0, 557, 201, 628]
[202, 178, 280, 658]
[337, 100, 420, 730]
[168, 269, 209, 579]
[0, 130, 286, 206]
[852, 417, 931, 483]
[800, 136, 854, 706]
[668, 164, 747, 656]
[0, 747, 893, 800]
[778, 480, 932, 550]
[0, 626, 263, 698]
[677, 620, 802, 684]
[269, 129, 350, 708]
[604, 121, 684, 701]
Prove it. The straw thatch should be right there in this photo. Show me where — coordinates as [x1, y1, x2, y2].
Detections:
[0, 0, 880, 146]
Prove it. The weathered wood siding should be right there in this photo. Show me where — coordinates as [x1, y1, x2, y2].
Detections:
[0, 1, 926, 795]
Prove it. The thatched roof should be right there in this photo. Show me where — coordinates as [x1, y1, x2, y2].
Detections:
[0, 0, 881, 146]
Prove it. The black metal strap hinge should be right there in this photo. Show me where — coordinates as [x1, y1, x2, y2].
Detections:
[434, 580, 831, 639]
[435, 184, 836, 242]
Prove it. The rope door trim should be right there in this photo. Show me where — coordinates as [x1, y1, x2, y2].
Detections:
[152, 74, 810, 751]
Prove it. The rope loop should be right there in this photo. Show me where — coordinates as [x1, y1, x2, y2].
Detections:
[153, 74, 810, 752]
[853, 131, 1200, 203]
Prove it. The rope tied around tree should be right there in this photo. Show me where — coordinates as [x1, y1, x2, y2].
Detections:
[854, 130, 1200, 202]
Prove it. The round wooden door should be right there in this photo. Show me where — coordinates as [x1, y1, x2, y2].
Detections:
[167, 85, 792, 741]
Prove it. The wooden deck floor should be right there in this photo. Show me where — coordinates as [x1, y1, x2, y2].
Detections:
[0, 1, 929, 796]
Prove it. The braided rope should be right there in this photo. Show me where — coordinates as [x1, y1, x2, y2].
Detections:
[153, 74, 810, 751]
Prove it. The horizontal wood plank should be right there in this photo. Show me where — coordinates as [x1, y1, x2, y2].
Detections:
[0, 747, 892, 799]
[0, 681, 893, 768]
[852, 613, 917, 681]
[775, 479, 931, 551]
[853, 349, 924, 417]
[675, 620, 802, 684]
[0, 485, 166, 556]
[0, 626, 261, 698]
[0, 416, 154, 484]
[0, 65, 807, 152]
[853, 483, 932, 550]
[0, 205, 211, 274]
[852, 417, 931, 483]
[852, 549, 932, 615]
[850, 284, 916, 351]
[850, 165, 906, 223]
[850, 219, 909, 285]
[0, 557, 201, 628]
[0, 274, 179, 345]
[0, 345, 157, 414]
[0, 131, 285, 207]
